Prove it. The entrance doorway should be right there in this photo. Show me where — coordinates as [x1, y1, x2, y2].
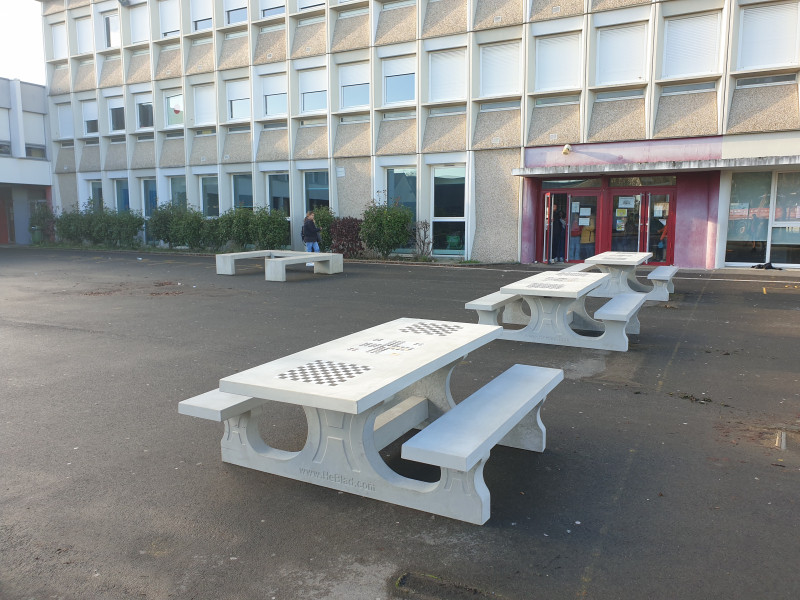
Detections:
[540, 178, 675, 264]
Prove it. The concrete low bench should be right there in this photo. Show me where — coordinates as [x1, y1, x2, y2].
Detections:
[215, 250, 343, 281]
[464, 291, 527, 326]
[646, 265, 679, 301]
[593, 292, 647, 340]
[401, 364, 564, 524]
[560, 262, 594, 273]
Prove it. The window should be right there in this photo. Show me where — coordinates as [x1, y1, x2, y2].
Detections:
[52, 23, 67, 59]
[165, 93, 184, 127]
[159, 0, 181, 37]
[135, 94, 153, 129]
[194, 85, 216, 125]
[225, 0, 248, 24]
[340, 63, 370, 109]
[387, 168, 416, 222]
[115, 179, 130, 213]
[201, 176, 219, 217]
[383, 56, 415, 105]
[304, 171, 329, 211]
[663, 13, 720, 78]
[736, 73, 797, 88]
[103, 11, 120, 48]
[432, 166, 466, 255]
[130, 4, 150, 44]
[480, 42, 520, 97]
[298, 0, 324, 10]
[191, 0, 213, 31]
[89, 180, 103, 211]
[226, 80, 250, 120]
[82, 100, 98, 135]
[268, 173, 290, 214]
[596, 23, 647, 85]
[429, 49, 466, 102]
[57, 103, 74, 139]
[262, 74, 288, 116]
[170, 176, 187, 209]
[143, 178, 157, 217]
[299, 69, 327, 113]
[738, 2, 799, 70]
[535, 33, 581, 91]
[233, 174, 253, 209]
[76, 17, 93, 54]
[108, 97, 125, 132]
[261, 0, 286, 18]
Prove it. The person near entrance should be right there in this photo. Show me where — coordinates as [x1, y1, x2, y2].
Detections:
[569, 213, 582, 261]
[580, 215, 596, 258]
[551, 209, 566, 263]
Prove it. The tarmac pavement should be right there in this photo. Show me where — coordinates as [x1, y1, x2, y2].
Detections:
[1, 247, 799, 600]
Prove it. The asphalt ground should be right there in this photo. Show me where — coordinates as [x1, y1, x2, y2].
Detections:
[1, 247, 799, 600]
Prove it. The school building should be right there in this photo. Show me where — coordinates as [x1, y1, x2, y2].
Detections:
[33, 0, 800, 268]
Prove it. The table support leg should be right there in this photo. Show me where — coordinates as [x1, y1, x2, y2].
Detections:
[217, 403, 491, 524]
[588, 265, 652, 297]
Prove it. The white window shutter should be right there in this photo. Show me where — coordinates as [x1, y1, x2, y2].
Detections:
[23, 113, 46, 146]
[739, 3, 799, 70]
[76, 18, 93, 54]
[226, 80, 249, 101]
[299, 69, 327, 93]
[596, 24, 647, 85]
[339, 62, 370, 87]
[159, 0, 181, 34]
[480, 42, 520, 97]
[0, 108, 10, 141]
[194, 86, 216, 124]
[57, 104, 74, 139]
[191, 0, 214, 21]
[130, 5, 150, 44]
[52, 23, 68, 59]
[262, 73, 287, 95]
[429, 49, 466, 102]
[663, 13, 720, 78]
[535, 33, 581, 91]
[383, 56, 415, 78]
[224, 0, 248, 11]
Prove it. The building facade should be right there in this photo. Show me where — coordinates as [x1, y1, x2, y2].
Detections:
[37, 0, 800, 268]
[0, 77, 52, 245]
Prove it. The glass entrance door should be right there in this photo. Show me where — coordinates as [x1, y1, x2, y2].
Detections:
[647, 194, 671, 262]
[567, 196, 597, 261]
[611, 194, 642, 252]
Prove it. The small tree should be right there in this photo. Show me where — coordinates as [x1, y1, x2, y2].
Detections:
[330, 217, 364, 258]
[359, 196, 414, 259]
[312, 205, 335, 251]
[29, 202, 56, 243]
[412, 220, 433, 260]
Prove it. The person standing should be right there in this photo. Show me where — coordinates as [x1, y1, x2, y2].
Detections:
[302, 210, 321, 266]
[551, 209, 566, 263]
[580, 214, 596, 258]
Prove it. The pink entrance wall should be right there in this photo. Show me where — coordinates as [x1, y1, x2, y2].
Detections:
[675, 171, 720, 270]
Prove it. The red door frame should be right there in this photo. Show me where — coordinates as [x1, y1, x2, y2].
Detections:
[535, 178, 677, 265]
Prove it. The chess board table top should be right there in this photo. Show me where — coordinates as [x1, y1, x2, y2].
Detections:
[219, 318, 502, 414]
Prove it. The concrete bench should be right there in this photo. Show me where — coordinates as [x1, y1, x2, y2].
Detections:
[560, 262, 594, 273]
[215, 250, 343, 281]
[646, 265, 679, 301]
[593, 292, 647, 339]
[464, 291, 527, 326]
[401, 364, 564, 524]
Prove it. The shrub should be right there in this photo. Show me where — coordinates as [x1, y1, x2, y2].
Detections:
[147, 204, 183, 247]
[412, 220, 433, 261]
[360, 199, 414, 259]
[330, 217, 364, 258]
[174, 208, 207, 250]
[228, 208, 255, 248]
[252, 208, 290, 249]
[312, 206, 335, 251]
[54, 209, 84, 245]
[30, 203, 56, 242]
[109, 210, 144, 248]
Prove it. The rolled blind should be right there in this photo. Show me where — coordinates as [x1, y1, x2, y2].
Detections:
[739, 3, 799, 70]
[299, 68, 327, 93]
[130, 5, 150, 43]
[52, 23, 67, 59]
[224, 0, 247, 10]
[57, 104, 74, 139]
[663, 13, 720, 78]
[535, 33, 581, 91]
[191, 0, 213, 20]
[383, 56, 415, 78]
[339, 62, 370, 87]
[0, 108, 9, 141]
[596, 23, 647, 85]
[262, 73, 287, 95]
[159, 0, 181, 34]
[82, 101, 98, 122]
[194, 86, 216, 124]
[429, 49, 466, 102]
[480, 42, 520, 97]
[76, 18, 93, 54]
[23, 112, 46, 146]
